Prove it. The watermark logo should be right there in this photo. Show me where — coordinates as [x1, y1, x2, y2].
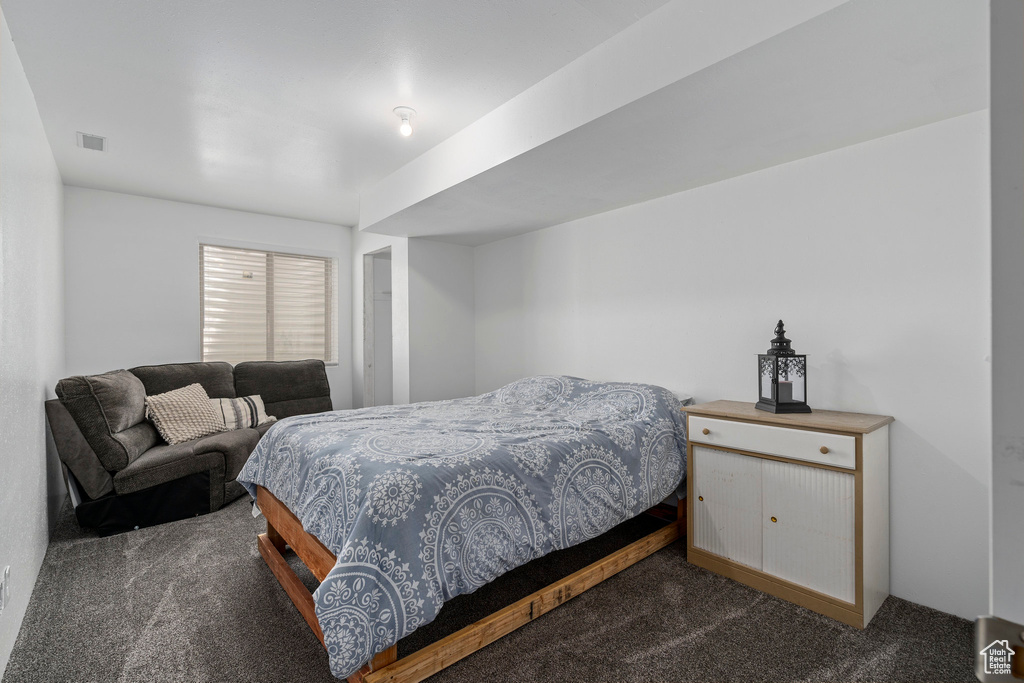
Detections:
[979, 640, 1016, 677]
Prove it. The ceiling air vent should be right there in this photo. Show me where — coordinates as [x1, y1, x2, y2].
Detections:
[76, 132, 106, 152]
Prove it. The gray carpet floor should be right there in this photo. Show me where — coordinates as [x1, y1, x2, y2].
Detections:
[2, 497, 976, 683]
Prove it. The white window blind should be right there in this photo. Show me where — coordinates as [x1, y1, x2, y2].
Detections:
[200, 244, 337, 364]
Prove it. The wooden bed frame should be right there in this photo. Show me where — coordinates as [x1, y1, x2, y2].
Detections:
[255, 485, 684, 683]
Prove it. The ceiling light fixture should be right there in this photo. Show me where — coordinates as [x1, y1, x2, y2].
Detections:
[393, 106, 416, 137]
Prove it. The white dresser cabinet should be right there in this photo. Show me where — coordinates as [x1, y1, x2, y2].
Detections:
[685, 401, 892, 628]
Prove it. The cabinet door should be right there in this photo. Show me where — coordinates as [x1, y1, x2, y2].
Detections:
[761, 459, 855, 603]
[692, 446, 762, 570]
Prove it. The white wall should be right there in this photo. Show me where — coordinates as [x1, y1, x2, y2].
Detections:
[990, 0, 1024, 624]
[475, 111, 991, 620]
[408, 239, 475, 403]
[62, 188, 353, 409]
[0, 10, 66, 676]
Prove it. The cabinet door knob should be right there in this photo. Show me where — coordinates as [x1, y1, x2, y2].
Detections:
[702, 428, 710, 435]
[698, 496, 704, 501]
[770, 516, 777, 523]
[819, 446, 829, 454]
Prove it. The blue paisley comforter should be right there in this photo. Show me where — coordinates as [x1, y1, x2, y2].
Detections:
[237, 375, 687, 679]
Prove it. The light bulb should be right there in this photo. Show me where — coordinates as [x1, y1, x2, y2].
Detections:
[394, 107, 416, 138]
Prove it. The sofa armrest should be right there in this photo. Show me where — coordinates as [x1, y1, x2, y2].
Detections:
[45, 400, 115, 500]
[192, 429, 260, 480]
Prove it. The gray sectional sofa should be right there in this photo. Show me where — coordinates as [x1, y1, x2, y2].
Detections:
[46, 359, 332, 535]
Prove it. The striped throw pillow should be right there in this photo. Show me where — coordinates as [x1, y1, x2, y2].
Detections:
[210, 395, 276, 431]
[145, 383, 224, 445]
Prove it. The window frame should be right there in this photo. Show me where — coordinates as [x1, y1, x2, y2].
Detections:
[199, 240, 339, 366]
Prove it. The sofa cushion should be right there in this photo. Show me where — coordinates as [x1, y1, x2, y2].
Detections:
[113, 427, 260, 495]
[145, 384, 224, 445]
[113, 442, 223, 496]
[130, 361, 236, 399]
[55, 370, 160, 471]
[234, 359, 332, 419]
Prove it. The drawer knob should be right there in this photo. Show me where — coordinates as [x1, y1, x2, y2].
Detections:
[770, 516, 777, 523]
[698, 496, 704, 501]
[702, 428, 710, 435]
[819, 446, 829, 454]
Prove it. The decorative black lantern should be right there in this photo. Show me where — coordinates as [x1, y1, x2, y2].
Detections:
[756, 320, 811, 414]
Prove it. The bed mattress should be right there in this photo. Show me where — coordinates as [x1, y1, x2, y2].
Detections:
[237, 375, 687, 678]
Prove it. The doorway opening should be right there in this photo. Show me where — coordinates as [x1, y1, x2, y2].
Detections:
[362, 247, 393, 407]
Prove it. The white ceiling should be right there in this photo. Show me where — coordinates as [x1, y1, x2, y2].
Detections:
[2, 0, 670, 226]
[363, 0, 990, 245]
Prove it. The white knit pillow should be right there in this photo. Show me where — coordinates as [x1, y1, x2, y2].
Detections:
[210, 395, 277, 431]
[145, 383, 223, 445]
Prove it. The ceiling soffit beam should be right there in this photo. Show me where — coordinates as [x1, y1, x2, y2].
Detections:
[357, 0, 849, 233]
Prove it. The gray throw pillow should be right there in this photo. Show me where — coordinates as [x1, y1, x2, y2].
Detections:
[145, 383, 223, 445]
[210, 395, 277, 431]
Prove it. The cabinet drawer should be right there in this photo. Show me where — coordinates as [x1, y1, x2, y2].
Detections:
[689, 416, 856, 469]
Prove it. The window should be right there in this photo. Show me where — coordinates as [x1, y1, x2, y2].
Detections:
[200, 244, 337, 364]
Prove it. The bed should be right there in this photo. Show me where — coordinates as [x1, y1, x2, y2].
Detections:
[237, 375, 688, 682]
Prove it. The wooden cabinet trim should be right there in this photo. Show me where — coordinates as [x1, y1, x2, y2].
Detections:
[683, 400, 893, 434]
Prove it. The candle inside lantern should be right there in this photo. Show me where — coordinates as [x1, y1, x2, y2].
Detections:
[777, 381, 793, 403]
